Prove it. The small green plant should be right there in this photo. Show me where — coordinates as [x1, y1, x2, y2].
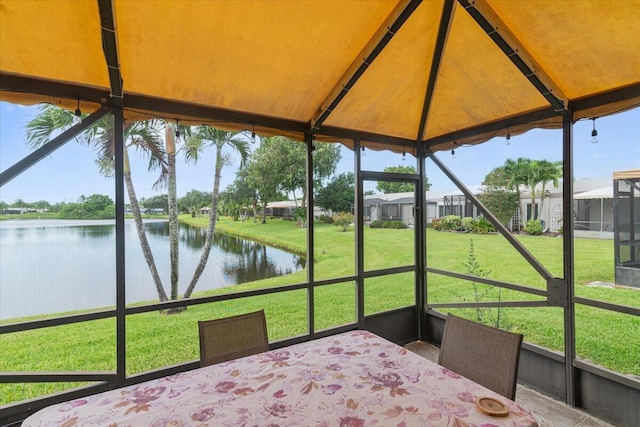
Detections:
[370, 220, 384, 228]
[458, 238, 506, 329]
[333, 212, 354, 232]
[525, 219, 543, 235]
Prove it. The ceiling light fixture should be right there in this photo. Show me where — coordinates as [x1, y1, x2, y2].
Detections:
[591, 118, 598, 144]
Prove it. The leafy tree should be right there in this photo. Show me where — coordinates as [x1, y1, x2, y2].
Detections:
[315, 172, 354, 214]
[245, 137, 284, 224]
[178, 189, 210, 215]
[478, 188, 518, 227]
[143, 194, 169, 213]
[255, 137, 341, 220]
[182, 126, 250, 299]
[32, 200, 52, 211]
[375, 165, 431, 193]
[485, 159, 528, 228]
[83, 194, 113, 213]
[220, 167, 258, 221]
[481, 165, 519, 227]
[58, 194, 115, 219]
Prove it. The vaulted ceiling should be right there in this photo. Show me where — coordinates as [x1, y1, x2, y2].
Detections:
[1, 0, 639, 154]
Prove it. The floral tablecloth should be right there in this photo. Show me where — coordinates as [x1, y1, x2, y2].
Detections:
[23, 330, 538, 426]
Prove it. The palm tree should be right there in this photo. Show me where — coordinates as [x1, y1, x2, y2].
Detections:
[164, 123, 180, 301]
[25, 105, 170, 302]
[532, 160, 562, 220]
[502, 158, 529, 228]
[182, 126, 250, 299]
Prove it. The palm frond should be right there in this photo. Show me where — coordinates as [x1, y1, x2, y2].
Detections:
[24, 104, 75, 148]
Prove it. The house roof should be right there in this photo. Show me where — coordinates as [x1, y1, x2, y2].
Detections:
[1, 1, 639, 154]
[613, 169, 640, 180]
[573, 187, 613, 200]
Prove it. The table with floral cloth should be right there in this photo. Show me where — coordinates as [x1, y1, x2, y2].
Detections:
[23, 330, 538, 426]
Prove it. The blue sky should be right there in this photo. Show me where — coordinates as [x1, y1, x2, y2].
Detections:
[0, 101, 638, 204]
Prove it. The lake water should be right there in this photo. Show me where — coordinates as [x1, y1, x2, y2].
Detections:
[0, 219, 305, 320]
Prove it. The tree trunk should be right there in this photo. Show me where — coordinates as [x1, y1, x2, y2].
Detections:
[262, 200, 268, 224]
[124, 147, 168, 302]
[166, 125, 179, 301]
[538, 183, 547, 223]
[252, 198, 258, 223]
[184, 144, 222, 299]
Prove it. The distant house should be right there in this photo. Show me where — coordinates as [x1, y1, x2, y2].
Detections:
[573, 186, 613, 234]
[362, 176, 616, 236]
[264, 200, 326, 219]
[1, 207, 39, 215]
[363, 191, 445, 227]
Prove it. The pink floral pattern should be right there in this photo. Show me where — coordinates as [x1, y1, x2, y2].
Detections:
[23, 331, 538, 426]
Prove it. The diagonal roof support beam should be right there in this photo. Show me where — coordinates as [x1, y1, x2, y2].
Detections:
[426, 148, 555, 282]
[310, 0, 423, 133]
[97, 0, 124, 109]
[0, 106, 112, 186]
[459, 0, 569, 118]
[415, 0, 456, 143]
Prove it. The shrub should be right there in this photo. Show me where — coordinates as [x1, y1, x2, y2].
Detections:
[462, 217, 474, 232]
[333, 212, 354, 232]
[441, 215, 463, 231]
[370, 220, 384, 229]
[472, 217, 496, 234]
[318, 214, 334, 224]
[525, 219, 543, 235]
[382, 220, 407, 229]
[430, 217, 443, 230]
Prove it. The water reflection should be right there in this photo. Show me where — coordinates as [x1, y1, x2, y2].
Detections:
[144, 221, 306, 286]
[0, 220, 305, 320]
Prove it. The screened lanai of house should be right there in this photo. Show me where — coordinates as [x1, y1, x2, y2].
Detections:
[1, 1, 639, 426]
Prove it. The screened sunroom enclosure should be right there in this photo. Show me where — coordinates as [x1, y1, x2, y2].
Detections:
[1, 1, 640, 425]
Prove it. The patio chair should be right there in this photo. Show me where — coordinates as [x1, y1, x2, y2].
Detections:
[198, 309, 269, 367]
[438, 313, 523, 400]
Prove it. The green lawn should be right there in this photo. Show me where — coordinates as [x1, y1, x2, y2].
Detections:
[1, 215, 638, 405]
